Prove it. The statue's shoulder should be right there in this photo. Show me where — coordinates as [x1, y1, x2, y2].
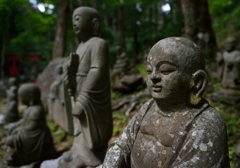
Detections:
[28, 105, 44, 120]
[89, 37, 107, 46]
[194, 106, 226, 131]
[137, 98, 154, 116]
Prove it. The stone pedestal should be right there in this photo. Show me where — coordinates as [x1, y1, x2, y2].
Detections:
[211, 88, 240, 104]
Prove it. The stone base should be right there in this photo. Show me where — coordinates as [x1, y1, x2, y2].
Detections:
[210, 88, 240, 105]
[40, 157, 60, 168]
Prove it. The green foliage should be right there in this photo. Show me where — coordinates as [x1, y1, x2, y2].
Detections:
[112, 109, 128, 136]
[209, 0, 240, 46]
[217, 105, 239, 165]
[0, 0, 55, 68]
[111, 91, 124, 100]
[135, 63, 147, 78]
[0, 151, 3, 158]
[47, 113, 73, 148]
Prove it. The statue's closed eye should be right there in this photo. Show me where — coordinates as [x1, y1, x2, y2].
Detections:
[159, 64, 176, 75]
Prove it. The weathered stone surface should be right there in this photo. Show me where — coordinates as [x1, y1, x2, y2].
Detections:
[5, 83, 56, 167]
[100, 37, 230, 168]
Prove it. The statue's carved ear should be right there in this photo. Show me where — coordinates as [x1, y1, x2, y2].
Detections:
[189, 70, 208, 107]
[92, 18, 99, 35]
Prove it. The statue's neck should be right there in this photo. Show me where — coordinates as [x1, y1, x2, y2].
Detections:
[154, 100, 191, 116]
[79, 34, 97, 42]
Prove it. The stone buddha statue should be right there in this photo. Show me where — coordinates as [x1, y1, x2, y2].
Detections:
[5, 83, 55, 167]
[99, 37, 230, 168]
[56, 6, 113, 168]
[212, 36, 240, 103]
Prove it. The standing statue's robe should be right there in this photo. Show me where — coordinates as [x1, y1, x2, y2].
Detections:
[66, 37, 112, 166]
[101, 99, 230, 168]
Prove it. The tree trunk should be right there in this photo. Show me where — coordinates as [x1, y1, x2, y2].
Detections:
[133, 6, 139, 59]
[52, 0, 70, 59]
[156, 3, 164, 31]
[180, 0, 217, 60]
[171, 0, 182, 25]
[93, 0, 99, 10]
[77, 0, 84, 6]
[119, 0, 126, 52]
[1, 11, 10, 80]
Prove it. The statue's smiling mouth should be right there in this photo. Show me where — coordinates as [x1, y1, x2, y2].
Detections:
[152, 85, 162, 92]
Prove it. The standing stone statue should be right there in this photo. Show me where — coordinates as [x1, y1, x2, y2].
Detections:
[1, 77, 19, 124]
[5, 83, 55, 167]
[212, 37, 240, 103]
[58, 6, 112, 168]
[99, 37, 230, 168]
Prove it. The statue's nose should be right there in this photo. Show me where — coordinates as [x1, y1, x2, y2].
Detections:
[150, 72, 161, 82]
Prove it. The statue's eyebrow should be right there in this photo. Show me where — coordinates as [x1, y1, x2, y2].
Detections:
[73, 14, 83, 18]
[156, 61, 177, 68]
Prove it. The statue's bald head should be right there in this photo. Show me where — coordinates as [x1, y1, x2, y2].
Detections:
[148, 37, 205, 74]
[225, 36, 237, 52]
[19, 84, 41, 104]
[9, 77, 17, 86]
[226, 36, 236, 44]
[73, 6, 100, 36]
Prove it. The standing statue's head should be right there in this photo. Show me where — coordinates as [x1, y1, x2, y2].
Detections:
[72, 6, 100, 40]
[18, 83, 41, 106]
[146, 37, 208, 110]
[225, 36, 237, 52]
[8, 77, 18, 87]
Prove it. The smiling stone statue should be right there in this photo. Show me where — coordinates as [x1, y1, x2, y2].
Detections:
[99, 37, 230, 168]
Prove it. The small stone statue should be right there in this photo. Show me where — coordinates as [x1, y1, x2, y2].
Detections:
[111, 46, 144, 93]
[47, 65, 69, 132]
[112, 46, 130, 73]
[5, 83, 55, 166]
[212, 37, 240, 103]
[2, 77, 19, 124]
[100, 37, 230, 168]
[58, 6, 112, 168]
[49, 65, 63, 102]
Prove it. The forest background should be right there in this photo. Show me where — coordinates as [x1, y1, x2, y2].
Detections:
[1, 0, 240, 73]
[0, 0, 240, 166]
